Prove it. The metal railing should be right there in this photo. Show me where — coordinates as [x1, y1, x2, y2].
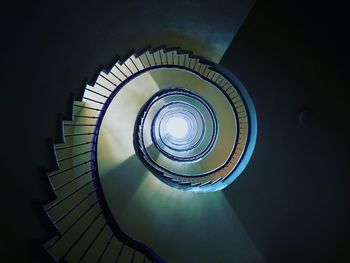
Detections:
[39, 46, 255, 262]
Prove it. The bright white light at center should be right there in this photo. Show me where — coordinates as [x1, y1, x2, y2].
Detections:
[165, 116, 189, 139]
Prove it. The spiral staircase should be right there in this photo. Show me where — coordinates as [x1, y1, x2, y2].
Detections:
[40, 47, 258, 262]
[3, 0, 350, 262]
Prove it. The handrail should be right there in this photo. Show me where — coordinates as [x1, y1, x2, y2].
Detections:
[40, 46, 256, 262]
[90, 50, 249, 259]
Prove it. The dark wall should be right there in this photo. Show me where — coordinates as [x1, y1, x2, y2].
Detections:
[221, 1, 349, 262]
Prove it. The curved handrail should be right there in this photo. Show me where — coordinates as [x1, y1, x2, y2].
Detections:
[41, 46, 256, 262]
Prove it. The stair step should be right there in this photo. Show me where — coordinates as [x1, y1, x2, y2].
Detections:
[145, 51, 157, 67]
[150, 50, 162, 66]
[130, 55, 145, 71]
[100, 70, 122, 87]
[45, 203, 102, 257]
[124, 57, 139, 74]
[138, 52, 152, 68]
[118, 61, 134, 77]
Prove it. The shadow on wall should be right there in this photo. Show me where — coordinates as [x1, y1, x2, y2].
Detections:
[150, 29, 229, 62]
[100, 150, 263, 262]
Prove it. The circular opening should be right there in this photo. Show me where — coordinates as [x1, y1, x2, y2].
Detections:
[165, 116, 189, 139]
[147, 91, 218, 162]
